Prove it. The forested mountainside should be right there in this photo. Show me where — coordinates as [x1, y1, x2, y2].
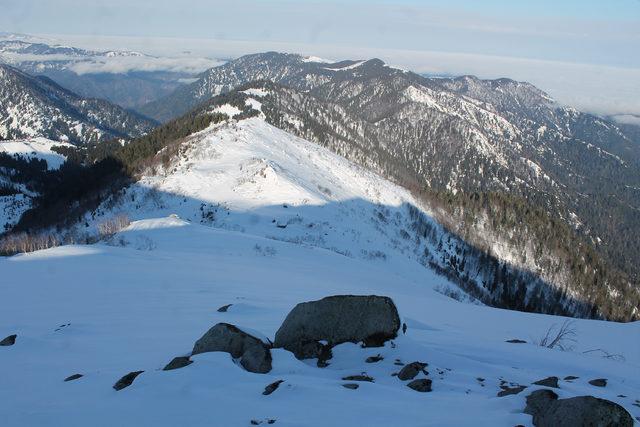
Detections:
[0, 63, 156, 144]
[6, 83, 638, 321]
[3, 52, 639, 321]
[139, 53, 640, 283]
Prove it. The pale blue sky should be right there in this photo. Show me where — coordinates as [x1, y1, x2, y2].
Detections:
[1, 0, 639, 117]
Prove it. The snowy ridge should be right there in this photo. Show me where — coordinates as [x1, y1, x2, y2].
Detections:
[0, 137, 73, 170]
[0, 63, 155, 144]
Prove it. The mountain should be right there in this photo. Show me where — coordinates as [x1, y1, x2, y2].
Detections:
[140, 53, 640, 286]
[0, 63, 157, 144]
[0, 35, 218, 109]
[0, 138, 73, 231]
[1, 113, 638, 426]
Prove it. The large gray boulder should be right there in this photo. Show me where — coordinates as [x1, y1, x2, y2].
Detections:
[274, 295, 401, 360]
[192, 323, 272, 374]
[524, 389, 633, 427]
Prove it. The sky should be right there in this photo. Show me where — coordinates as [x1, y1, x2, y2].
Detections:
[1, 0, 639, 119]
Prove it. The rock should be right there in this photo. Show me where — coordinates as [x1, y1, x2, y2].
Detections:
[113, 371, 144, 391]
[563, 375, 579, 381]
[397, 362, 428, 381]
[407, 379, 432, 392]
[498, 385, 527, 397]
[532, 376, 559, 388]
[524, 389, 633, 427]
[163, 356, 193, 371]
[192, 323, 272, 374]
[263, 380, 284, 395]
[506, 339, 527, 344]
[217, 304, 233, 312]
[342, 374, 374, 382]
[0, 334, 17, 346]
[588, 378, 607, 387]
[342, 383, 359, 389]
[365, 354, 384, 363]
[273, 295, 400, 360]
[64, 374, 83, 382]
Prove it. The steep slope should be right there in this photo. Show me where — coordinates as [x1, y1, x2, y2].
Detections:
[0, 64, 157, 144]
[0, 138, 73, 231]
[75, 94, 637, 321]
[137, 53, 640, 283]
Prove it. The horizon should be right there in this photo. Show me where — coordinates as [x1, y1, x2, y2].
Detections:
[0, 0, 639, 122]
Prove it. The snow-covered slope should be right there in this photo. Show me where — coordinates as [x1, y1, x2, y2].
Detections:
[0, 63, 156, 144]
[0, 138, 73, 230]
[86, 116, 464, 298]
[0, 137, 72, 170]
[1, 113, 639, 425]
[1, 216, 639, 426]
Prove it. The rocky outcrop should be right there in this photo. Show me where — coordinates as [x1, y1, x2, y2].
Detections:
[524, 389, 633, 427]
[407, 379, 432, 392]
[0, 334, 17, 346]
[162, 356, 193, 371]
[192, 323, 272, 374]
[397, 362, 428, 381]
[532, 376, 559, 388]
[274, 295, 400, 360]
[113, 371, 144, 391]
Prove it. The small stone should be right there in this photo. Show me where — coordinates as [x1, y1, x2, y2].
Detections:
[397, 361, 428, 381]
[217, 304, 233, 312]
[505, 339, 527, 344]
[263, 380, 284, 395]
[365, 354, 383, 363]
[407, 378, 432, 392]
[533, 376, 559, 388]
[563, 375, 579, 381]
[342, 374, 374, 382]
[497, 385, 527, 397]
[342, 383, 359, 389]
[113, 371, 144, 391]
[163, 356, 193, 371]
[589, 378, 607, 387]
[64, 374, 83, 382]
[0, 334, 17, 346]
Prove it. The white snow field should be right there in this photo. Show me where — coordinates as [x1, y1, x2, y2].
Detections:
[0, 137, 72, 170]
[1, 117, 639, 426]
[0, 138, 72, 230]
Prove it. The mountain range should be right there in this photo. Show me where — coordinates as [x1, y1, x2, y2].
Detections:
[0, 63, 156, 144]
[0, 34, 216, 109]
[2, 51, 640, 321]
[142, 53, 640, 287]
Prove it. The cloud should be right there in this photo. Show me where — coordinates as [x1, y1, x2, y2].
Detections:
[68, 55, 222, 75]
[0, 50, 222, 75]
[610, 114, 640, 126]
[21, 33, 640, 118]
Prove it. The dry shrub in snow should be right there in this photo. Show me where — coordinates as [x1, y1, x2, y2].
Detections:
[97, 214, 131, 239]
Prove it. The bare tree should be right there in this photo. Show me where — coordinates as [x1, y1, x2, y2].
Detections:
[536, 319, 577, 351]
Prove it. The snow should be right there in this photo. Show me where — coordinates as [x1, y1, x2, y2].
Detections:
[210, 104, 243, 118]
[0, 138, 72, 170]
[302, 56, 332, 63]
[241, 88, 270, 98]
[1, 117, 639, 426]
[324, 60, 366, 71]
[1, 216, 639, 426]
